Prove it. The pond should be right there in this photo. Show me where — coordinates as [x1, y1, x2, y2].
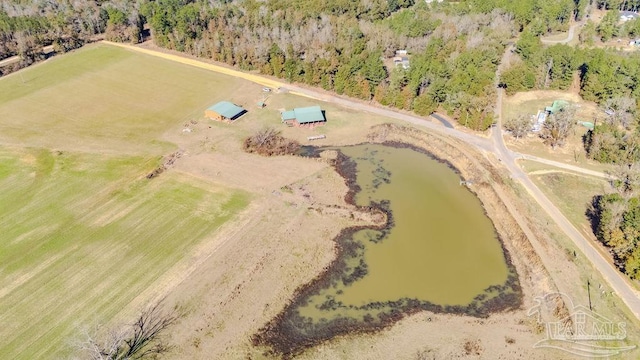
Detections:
[254, 143, 520, 356]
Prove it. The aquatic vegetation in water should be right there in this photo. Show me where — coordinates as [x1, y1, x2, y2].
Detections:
[254, 143, 521, 358]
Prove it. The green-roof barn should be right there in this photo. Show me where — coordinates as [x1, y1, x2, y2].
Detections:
[205, 101, 246, 122]
[281, 105, 325, 127]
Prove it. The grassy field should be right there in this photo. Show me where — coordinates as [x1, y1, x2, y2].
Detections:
[0, 44, 250, 358]
[524, 161, 610, 236]
[0, 44, 250, 154]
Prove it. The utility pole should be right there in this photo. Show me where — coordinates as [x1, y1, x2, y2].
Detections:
[587, 279, 592, 311]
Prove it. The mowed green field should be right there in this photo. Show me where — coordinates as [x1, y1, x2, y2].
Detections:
[0, 44, 243, 154]
[0, 45, 249, 358]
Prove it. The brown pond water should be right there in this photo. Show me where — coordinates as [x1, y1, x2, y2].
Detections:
[299, 144, 509, 319]
[255, 143, 520, 356]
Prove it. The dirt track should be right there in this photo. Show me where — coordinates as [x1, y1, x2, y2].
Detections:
[103, 40, 640, 321]
[540, 21, 583, 45]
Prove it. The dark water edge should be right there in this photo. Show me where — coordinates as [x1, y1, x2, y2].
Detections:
[252, 142, 522, 359]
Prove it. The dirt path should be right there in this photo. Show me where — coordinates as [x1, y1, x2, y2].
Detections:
[516, 153, 610, 179]
[0, 45, 54, 68]
[104, 41, 294, 96]
[540, 21, 583, 45]
[0, 55, 19, 68]
[103, 40, 640, 320]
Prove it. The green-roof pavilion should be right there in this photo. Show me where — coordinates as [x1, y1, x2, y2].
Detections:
[281, 106, 325, 125]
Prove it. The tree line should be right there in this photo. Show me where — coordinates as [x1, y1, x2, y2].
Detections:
[2, 0, 637, 133]
[0, 0, 141, 72]
[590, 163, 640, 280]
[1, 0, 586, 130]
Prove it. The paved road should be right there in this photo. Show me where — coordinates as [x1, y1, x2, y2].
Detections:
[284, 83, 494, 151]
[492, 88, 640, 319]
[430, 113, 454, 128]
[106, 41, 640, 319]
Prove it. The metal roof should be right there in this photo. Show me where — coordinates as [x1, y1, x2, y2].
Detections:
[207, 101, 246, 119]
[293, 106, 325, 124]
[281, 110, 296, 121]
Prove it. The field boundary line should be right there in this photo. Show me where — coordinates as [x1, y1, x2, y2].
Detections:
[102, 41, 295, 93]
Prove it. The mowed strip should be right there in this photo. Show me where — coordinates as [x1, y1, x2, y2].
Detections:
[102, 40, 319, 100]
[0, 149, 248, 359]
[102, 40, 285, 89]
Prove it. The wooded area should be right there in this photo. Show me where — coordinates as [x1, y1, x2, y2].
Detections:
[0, 0, 141, 69]
[0, 0, 590, 131]
[4, 1, 640, 131]
[590, 163, 640, 280]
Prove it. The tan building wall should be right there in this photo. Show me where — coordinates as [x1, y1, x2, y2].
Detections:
[204, 109, 223, 121]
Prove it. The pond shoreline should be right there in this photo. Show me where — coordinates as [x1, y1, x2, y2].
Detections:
[252, 139, 522, 359]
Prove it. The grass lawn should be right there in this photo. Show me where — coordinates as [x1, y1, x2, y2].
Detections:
[0, 44, 249, 155]
[527, 165, 610, 237]
[0, 45, 250, 358]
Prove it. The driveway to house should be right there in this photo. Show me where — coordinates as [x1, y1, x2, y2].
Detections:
[541, 21, 583, 45]
[492, 80, 640, 321]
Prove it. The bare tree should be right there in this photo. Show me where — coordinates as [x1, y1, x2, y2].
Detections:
[540, 106, 576, 149]
[76, 301, 178, 360]
[504, 114, 532, 139]
[243, 127, 300, 156]
[603, 97, 636, 129]
[607, 162, 640, 200]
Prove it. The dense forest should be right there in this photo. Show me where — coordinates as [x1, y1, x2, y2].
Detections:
[0, 0, 142, 65]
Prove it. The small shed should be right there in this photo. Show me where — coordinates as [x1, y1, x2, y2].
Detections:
[281, 105, 326, 127]
[205, 101, 246, 122]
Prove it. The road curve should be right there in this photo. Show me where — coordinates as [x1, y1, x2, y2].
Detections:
[103, 40, 640, 319]
[541, 21, 582, 45]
